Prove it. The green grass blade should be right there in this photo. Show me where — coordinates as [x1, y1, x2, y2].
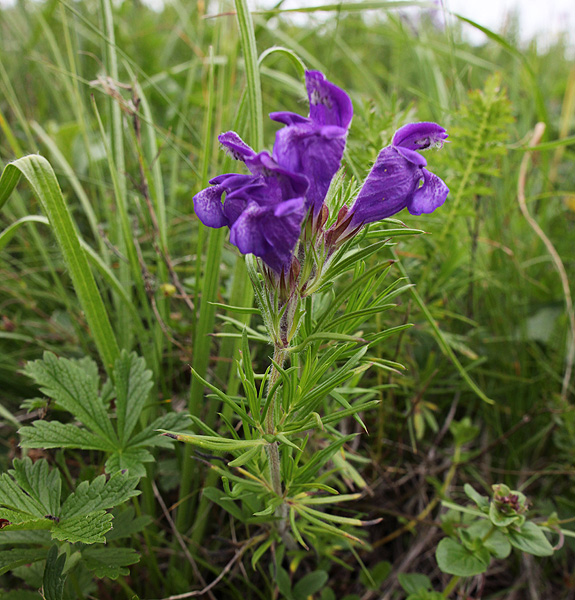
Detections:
[0, 156, 120, 373]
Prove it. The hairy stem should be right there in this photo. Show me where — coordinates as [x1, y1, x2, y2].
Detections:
[265, 346, 288, 497]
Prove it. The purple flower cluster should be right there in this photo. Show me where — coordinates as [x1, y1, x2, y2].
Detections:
[193, 71, 449, 273]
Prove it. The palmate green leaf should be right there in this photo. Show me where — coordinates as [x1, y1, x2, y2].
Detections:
[81, 547, 140, 579]
[0, 459, 138, 544]
[114, 351, 154, 444]
[105, 448, 155, 478]
[0, 548, 48, 576]
[18, 421, 113, 452]
[0, 531, 51, 546]
[20, 350, 179, 477]
[59, 472, 140, 519]
[0, 458, 61, 520]
[22, 353, 117, 445]
[105, 507, 153, 542]
[52, 512, 113, 545]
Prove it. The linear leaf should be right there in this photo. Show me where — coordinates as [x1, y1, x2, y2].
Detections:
[42, 546, 66, 600]
[129, 412, 191, 448]
[0, 156, 120, 373]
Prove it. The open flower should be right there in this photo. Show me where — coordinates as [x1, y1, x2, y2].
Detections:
[346, 122, 449, 228]
[193, 72, 352, 272]
[193, 132, 308, 273]
[193, 73, 448, 272]
[270, 70, 353, 216]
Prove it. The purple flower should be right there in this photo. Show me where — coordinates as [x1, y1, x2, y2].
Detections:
[270, 70, 353, 216]
[346, 122, 449, 229]
[193, 132, 308, 272]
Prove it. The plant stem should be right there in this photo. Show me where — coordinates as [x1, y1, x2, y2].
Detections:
[265, 346, 287, 497]
[442, 575, 460, 598]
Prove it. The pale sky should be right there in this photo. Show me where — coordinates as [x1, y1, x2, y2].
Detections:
[444, 0, 575, 47]
[1, 0, 573, 49]
[250, 0, 575, 49]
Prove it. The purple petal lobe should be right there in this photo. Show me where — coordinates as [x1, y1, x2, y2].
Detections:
[273, 123, 346, 214]
[305, 71, 353, 129]
[407, 169, 449, 216]
[229, 198, 305, 272]
[347, 147, 421, 227]
[193, 185, 228, 228]
[392, 122, 448, 151]
[229, 202, 270, 256]
[218, 131, 256, 162]
[395, 145, 427, 167]
[269, 111, 310, 126]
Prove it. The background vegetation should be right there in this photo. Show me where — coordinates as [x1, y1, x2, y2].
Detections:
[1, 0, 574, 598]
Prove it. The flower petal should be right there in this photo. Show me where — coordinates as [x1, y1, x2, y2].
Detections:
[229, 202, 271, 256]
[269, 111, 310, 127]
[273, 123, 346, 214]
[193, 185, 228, 228]
[392, 122, 448, 151]
[407, 168, 449, 216]
[347, 147, 421, 227]
[306, 70, 353, 129]
[218, 131, 256, 162]
[229, 199, 305, 272]
[262, 198, 305, 258]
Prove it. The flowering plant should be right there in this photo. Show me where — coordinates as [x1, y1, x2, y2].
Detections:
[172, 70, 449, 553]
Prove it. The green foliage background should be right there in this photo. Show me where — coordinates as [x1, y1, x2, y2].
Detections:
[0, 0, 574, 598]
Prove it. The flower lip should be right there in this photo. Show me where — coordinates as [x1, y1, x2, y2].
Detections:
[392, 122, 448, 151]
[218, 131, 256, 162]
[305, 70, 353, 130]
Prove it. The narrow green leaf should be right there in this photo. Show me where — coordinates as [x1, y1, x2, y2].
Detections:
[251, 536, 274, 570]
[0, 157, 120, 373]
[234, 0, 263, 148]
[0, 215, 49, 252]
[202, 487, 248, 523]
[42, 546, 66, 600]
